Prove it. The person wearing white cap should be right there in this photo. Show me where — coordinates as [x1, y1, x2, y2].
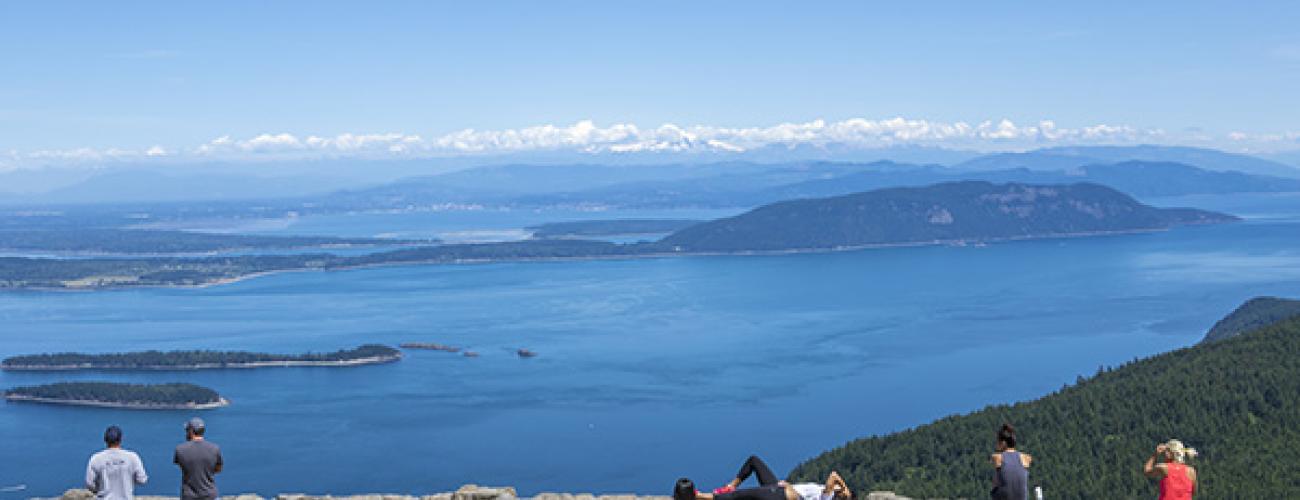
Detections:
[173, 417, 223, 500]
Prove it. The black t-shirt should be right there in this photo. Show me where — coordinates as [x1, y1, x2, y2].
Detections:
[173, 439, 222, 500]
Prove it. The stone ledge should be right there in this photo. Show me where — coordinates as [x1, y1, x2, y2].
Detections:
[39, 486, 916, 500]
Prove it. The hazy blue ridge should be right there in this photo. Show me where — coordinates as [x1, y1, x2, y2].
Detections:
[955, 145, 1300, 178]
[1201, 297, 1300, 343]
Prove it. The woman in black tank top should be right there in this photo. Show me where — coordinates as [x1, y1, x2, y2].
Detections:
[990, 423, 1032, 500]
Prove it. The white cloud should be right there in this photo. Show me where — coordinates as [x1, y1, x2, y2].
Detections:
[7, 117, 1297, 170]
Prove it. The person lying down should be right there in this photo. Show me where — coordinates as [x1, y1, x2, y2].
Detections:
[675, 455, 853, 500]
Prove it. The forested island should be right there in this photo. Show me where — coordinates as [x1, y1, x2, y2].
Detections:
[0, 228, 426, 254]
[789, 297, 1300, 498]
[0, 182, 1237, 290]
[4, 382, 227, 409]
[2, 344, 401, 370]
[660, 181, 1236, 252]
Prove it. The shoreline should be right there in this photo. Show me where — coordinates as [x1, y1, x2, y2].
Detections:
[3, 395, 230, 410]
[0, 241, 432, 259]
[0, 223, 1221, 292]
[1, 354, 402, 371]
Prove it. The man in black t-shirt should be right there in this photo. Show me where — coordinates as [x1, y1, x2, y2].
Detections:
[173, 418, 223, 500]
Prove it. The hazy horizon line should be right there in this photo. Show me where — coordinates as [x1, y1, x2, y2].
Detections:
[4, 117, 1298, 172]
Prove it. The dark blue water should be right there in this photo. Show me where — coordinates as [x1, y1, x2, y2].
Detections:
[1, 194, 1298, 497]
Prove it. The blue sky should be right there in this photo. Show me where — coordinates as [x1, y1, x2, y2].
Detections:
[1, 1, 1298, 164]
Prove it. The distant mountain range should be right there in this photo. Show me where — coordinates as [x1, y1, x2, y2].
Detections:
[955, 145, 1300, 178]
[1263, 149, 1300, 168]
[320, 159, 1300, 212]
[659, 181, 1235, 252]
[3, 145, 1299, 208]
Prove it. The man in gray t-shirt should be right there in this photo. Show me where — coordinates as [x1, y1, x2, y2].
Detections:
[173, 418, 223, 500]
[86, 425, 148, 500]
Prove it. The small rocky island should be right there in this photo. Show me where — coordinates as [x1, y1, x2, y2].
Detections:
[1, 344, 401, 371]
[4, 382, 228, 410]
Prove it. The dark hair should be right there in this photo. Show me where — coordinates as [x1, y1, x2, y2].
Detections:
[997, 423, 1017, 449]
[674, 478, 697, 500]
[104, 425, 123, 445]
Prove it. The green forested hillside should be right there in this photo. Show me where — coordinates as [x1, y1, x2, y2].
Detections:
[790, 309, 1300, 498]
[1201, 296, 1300, 343]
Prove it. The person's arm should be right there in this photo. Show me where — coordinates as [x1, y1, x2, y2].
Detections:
[821, 471, 838, 495]
[990, 454, 1002, 489]
[85, 459, 99, 492]
[1143, 445, 1167, 479]
[1022, 453, 1033, 469]
[213, 449, 223, 474]
[824, 471, 851, 499]
[133, 453, 148, 485]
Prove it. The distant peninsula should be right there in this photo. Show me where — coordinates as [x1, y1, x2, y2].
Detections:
[4, 382, 228, 410]
[0, 182, 1238, 290]
[2, 344, 401, 370]
[0, 228, 429, 255]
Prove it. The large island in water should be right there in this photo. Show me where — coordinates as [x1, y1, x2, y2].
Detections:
[4, 382, 228, 410]
[0, 182, 1237, 290]
[2, 344, 401, 370]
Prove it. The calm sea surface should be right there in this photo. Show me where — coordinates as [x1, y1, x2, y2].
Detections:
[1, 194, 1298, 497]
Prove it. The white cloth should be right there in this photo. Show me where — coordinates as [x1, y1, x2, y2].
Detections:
[85, 448, 148, 500]
[790, 483, 833, 500]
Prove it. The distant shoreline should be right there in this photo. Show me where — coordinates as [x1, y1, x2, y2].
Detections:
[1, 354, 402, 371]
[3, 395, 229, 410]
[2, 224, 1216, 292]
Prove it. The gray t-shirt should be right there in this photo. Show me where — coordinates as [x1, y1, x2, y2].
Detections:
[86, 448, 148, 500]
[173, 439, 222, 500]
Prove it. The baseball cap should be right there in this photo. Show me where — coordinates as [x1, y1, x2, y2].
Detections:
[185, 417, 205, 431]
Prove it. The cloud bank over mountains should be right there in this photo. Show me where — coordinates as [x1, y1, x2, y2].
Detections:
[3, 117, 1297, 171]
